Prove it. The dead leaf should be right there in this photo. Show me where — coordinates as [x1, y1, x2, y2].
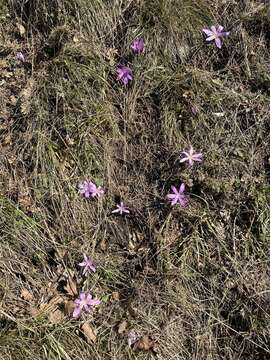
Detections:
[112, 291, 120, 301]
[16, 22, 26, 36]
[20, 288, 33, 301]
[81, 322, 97, 343]
[134, 336, 159, 352]
[64, 300, 75, 316]
[49, 309, 65, 324]
[38, 295, 64, 316]
[118, 320, 128, 334]
[64, 277, 78, 296]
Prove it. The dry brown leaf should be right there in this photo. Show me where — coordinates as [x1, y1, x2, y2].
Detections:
[112, 291, 120, 301]
[64, 277, 78, 296]
[38, 295, 64, 316]
[134, 336, 159, 351]
[64, 300, 75, 316]
[21, 288, 33, 301]
[49, 309, 65, 325]
[81, 322, 97, 343]
[118, 320, 128, 334]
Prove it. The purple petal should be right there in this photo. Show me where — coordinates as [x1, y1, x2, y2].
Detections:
[89, 298, 101, 306]
[215, 37, 222, 48]
[171, 197, 178, 206]
[90, 265, 96, 272]
[179, 157, 188, 163]
[72, 306, 81, 318]
[171, 186, 178, 194]
[210, 25, 217, 33]
[74, 299, 81, 305]
[86, 294, 93, 303]
[78, 261, 86, 267]
[217, 25, 224, 32]
[79, 292, 86, 300]
[202, 28, 213, 36]
[206, 35, 216, 42]
[179, 183, 185, 193]
[112, 208, 120, 214]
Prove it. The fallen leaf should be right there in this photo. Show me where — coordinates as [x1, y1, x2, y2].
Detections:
[21, 288, 33, 301]
[81, 322, 97, 343]
[64, 300, 75, 316]
[49, 309, 65, 324]
[134, 336, 159, 352]
[64, 277, 78, 296]
[112, 291, 120, 301]
[118, 320, 128, 334]
[38, 295, 64, 316]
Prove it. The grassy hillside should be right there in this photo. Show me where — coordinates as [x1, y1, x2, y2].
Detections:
[0, 1, 269, 359]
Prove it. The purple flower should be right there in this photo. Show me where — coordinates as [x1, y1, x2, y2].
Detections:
[78, 254, 96, 275]
[180, 146, 203, 166]
[166, 183, 188, 207]
[202, 25, 230, 48]
[131, 38, 145, 53]
[16, 52, 25, 62]
[79, 181, 104, 198]
[112, 202, 130, 215]
[116, 65, 133, 85]
[73, 292, 101, 318]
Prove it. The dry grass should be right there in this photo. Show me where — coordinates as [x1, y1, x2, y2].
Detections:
[0, 0, 270, 359]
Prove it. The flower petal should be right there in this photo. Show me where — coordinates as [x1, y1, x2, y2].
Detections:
[206, 35, 216, 42]
[179, 183, 185, 193]
[72, 306, 81, 318]
[90, 298, 101, 306]
[215, 37, 222, 48]
[79, 292, 86, 300]
[202, 28, 213, 36]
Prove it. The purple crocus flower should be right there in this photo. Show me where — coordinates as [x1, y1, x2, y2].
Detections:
[131, 38, 145, 53]
[16, 52, 25, 62]
[180, 146, 203, 166]
[202, 25, 230, 48]
[73, 292, 101, 318]
[116, 65, 133, 85]
[166, 183, 188, 207]
[112, 202, 130, 215]
[79, 181, 104, 198]
[78, 254, 96, 275]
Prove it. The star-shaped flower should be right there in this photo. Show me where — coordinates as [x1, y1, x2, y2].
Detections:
[78, 254, 96, 275]
[116, 65, 133, 85]
[180, 146, 203, 166]
[166, 183, 188, 207]
[131, 38, 145, 53]
[72, 292, 101, 318]
[202, 25, 230, 48]
[112, 202, 130, 215]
